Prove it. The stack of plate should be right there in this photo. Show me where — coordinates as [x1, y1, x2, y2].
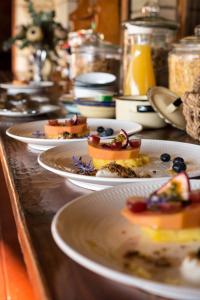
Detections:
[75, 97, 115, 118]
[74, 72, 117, 98]
[73, 72, 117, 118]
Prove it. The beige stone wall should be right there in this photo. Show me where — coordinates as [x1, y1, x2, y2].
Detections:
[13, 0, 68, 79]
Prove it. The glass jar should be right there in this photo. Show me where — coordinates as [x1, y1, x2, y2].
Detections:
[123, 1, 178, 96]
[69, 30, 121, 81]
[169, 25, 200, 96]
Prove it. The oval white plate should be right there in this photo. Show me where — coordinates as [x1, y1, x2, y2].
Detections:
[6, 119, 142, 151]
[0, 104, 60, 118]
[38, 139, 200, 190]
[52, 180, 200, 300]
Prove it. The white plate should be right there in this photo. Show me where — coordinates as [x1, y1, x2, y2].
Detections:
[52, 180, 200, 300]
[0, 104, 60, 118]
[75, 72, 116, 85]
[0, 81, 53, 95]
[38, 139, 200, 190]
[6, 119, 142, 151]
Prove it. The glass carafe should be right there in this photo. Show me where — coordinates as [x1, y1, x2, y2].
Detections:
[122, 1, 178, 96]
[123, 29, 156, 95]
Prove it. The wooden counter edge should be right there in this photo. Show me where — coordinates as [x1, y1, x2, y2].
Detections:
[0, 136, 51, 300]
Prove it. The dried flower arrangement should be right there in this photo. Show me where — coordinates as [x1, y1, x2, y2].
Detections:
[3, 0, 68, 54]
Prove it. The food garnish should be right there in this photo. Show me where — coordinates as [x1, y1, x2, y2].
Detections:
[160, 153, 187, 173]
[122, 173, 200, 234]
[96, 126, 114, 137]
[160, 153, 171, 162]
[96, 162, 137, 178]
[32, 130, 45, 138]
[72, 156, 96, 176]
[88, 129, 141, 151]
[45, 115, 89, 139]
[181, 249, 200, 283]
[126, 172, 191, 214]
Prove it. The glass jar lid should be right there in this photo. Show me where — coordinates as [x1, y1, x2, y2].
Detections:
[73, 39, 121, 54]
[173, 25, 200, 50]
[68, 29, 120, 54]
[124, 1, 178, 31]
[68, 29, 104, 48]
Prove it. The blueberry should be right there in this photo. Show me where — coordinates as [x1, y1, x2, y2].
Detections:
[172, 162, 187, 173]
[160, 153, 171, 162]
[173, 157, 184, 164]
[104, 128, 114, 136]
[97, 126, 105, 133]
[100, 131, 108, 137]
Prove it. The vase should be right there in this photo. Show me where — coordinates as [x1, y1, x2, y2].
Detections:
[32, 49, 47, 82]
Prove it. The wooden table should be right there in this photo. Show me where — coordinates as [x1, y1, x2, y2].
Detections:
[0, 114, 199, 300]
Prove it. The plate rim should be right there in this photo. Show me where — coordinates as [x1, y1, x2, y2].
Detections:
[51, 180, 200, 299]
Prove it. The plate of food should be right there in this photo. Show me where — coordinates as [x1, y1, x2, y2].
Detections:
[6, 117, 142, 151]
[52, 174, 200, 299]
[38, 130, 200, 190]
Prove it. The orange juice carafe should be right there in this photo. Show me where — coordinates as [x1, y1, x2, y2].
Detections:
[124, 42, 155, 95]
[122, 1, 178, 95]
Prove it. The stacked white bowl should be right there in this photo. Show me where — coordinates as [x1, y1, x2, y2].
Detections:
[74, 72, 117, 118]
[74, 72, 117, 98]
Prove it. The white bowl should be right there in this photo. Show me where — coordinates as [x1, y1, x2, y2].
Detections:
[76, 99, 115, 118]
[115, 96, 166, 129]
[74, 85, 115, 98]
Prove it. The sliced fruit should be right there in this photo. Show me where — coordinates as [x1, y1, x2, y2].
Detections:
[122, 202, 200, 230]
[110, 141, 122, 150]
[127, 198, 147, 213]
[129, 139, 141, 148]
[88, 135, 100, 144]
[155, 172, 190, 201]
[189, 190, 200, 203]
[88, 143, 140, 160]
[71, 114, 78, 125]
[117, 129, 129, 148]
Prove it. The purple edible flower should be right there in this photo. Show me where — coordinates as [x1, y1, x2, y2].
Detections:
[32, 130, 45, 138]
[72, 156, 95, 175]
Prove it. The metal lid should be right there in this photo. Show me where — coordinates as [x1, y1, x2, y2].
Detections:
[124, 1, 178, 31]
[147, 86, 185, 130]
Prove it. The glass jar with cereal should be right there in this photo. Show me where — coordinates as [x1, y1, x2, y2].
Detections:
[169, 25, 200, 96]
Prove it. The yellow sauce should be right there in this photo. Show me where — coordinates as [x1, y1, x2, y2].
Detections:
[124, 44, 156, 96]
[92, 154, 149, 170]
[142, 227, 200, 243]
